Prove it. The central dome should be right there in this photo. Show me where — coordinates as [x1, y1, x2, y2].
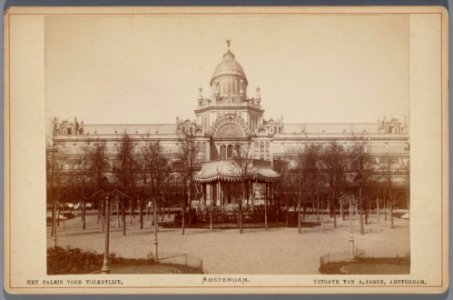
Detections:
[210, 51, 248, 85]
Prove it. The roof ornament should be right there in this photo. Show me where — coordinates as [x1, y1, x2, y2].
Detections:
[226, 39, 231, 51]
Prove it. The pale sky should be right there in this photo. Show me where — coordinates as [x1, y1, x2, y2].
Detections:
[45, 14, 409, 125]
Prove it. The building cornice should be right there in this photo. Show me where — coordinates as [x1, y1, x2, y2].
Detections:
[194, 104, 264, 114]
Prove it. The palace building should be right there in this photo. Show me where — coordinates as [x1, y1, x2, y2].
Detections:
[49, 45, 410, 210]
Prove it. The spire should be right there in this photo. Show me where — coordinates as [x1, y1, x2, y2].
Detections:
[226, 39, 231, 51]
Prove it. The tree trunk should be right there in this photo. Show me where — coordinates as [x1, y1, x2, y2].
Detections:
[154, 199, 159, 233]
[116, 200, 120, 229]
[51, 200, 56, 237]
[139, 197, 143, 230]
[181, 198, 185, 235]
[56, 201, 60, 226]
[97, 197, 101, 224]
[100, 199, 104, 232]
[129, 200, 133, 225]
[122, 200, 126, 236]
[390, 187, 395, 229]
[285, 194, 288, 227]
[364, 197, 369, 225]
[406, 187, 410, 211]
[376, 197, 380, 231]
[187, 181, 192, 229]
[264, 183, 268, 230]
[209, 198, 213, 231]
[332, 192, 337, 228]
[239, 203, 243, 234]
[153, 198, 158, 260]
[359, 187, 365, 234]
[316, 195, 320, 224]
[312, 200, 315, 216]
[239, 181, 245, 234]
[53, 200, 58, 247]
[157, 198, 161, 233]
[82, 199, 86, 230]
[297, 196, 301, 234]
[302, 200, 306, 222]
[340, 198, 344, 222]
[349, 196, 353, 234]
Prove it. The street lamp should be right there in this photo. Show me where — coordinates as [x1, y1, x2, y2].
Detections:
[94, 176, 112, 274]
[101, 192, 111, 274]
[153, 197, 158, 260]
[53, 202, 58, 248]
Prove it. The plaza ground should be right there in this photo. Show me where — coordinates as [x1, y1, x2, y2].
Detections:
[47, 212, 409, 274]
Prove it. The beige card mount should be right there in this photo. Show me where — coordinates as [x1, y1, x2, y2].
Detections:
[3, 6, 449, 294]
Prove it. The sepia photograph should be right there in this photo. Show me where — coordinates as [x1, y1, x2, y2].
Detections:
[45, 11, 410, 276]
[4, 6, 448, 294]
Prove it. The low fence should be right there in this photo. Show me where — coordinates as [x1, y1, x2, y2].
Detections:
[319, 247, 411, 268]
[148, 252, 203, 271]
[319, 248, 365, 267]
[193, 206, 280, 224]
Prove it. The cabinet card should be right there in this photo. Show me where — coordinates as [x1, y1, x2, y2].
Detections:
[3, 5, 448, 295]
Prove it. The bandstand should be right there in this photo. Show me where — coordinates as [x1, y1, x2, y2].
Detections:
[193, 159, 280, 211]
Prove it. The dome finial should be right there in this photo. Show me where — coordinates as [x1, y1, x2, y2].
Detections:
[226, 39, 231, 51]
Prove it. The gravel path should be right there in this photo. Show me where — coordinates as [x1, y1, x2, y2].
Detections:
[48, 214, 410, 274]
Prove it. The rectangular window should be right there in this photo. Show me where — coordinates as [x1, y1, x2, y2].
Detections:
[254, 142, 259, 159]
[265, 142, 270, 160]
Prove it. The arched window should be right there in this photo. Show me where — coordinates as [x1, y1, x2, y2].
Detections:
[220, 145, 226, 159]
[227, 145, 233, 158]
[227, 78, 232, 93]
[260, 142, 265, 160]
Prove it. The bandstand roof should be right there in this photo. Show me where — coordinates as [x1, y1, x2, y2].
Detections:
[194, 159, 280, 183]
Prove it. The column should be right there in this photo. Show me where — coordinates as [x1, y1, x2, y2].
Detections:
[203, 183, 207, 206]
[217, 181, 221, 206]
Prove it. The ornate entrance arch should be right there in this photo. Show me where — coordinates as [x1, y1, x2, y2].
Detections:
[211, 115, 249, 138]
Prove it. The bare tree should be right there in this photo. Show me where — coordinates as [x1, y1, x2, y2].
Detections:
[178, 135, 198, 235]
[142, 140, 169, 231]
[295, 149, 306, 233]
[322, 141, 347, 228]
[350, 139, 374, 234]
[88, 140, 110, 229]
[114, 133, 137, 236]
[46, 147, 66, 241]
[273, 159, 290, 227]
[298, 143, 323, 229]
[233, 140, 253, 234]
[68, 142, 93, 230]
[378, 152, 399, 229]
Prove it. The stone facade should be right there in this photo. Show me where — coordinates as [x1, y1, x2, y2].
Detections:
[49, 47, 410, 206]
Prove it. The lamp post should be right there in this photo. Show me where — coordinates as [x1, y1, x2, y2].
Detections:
[53, 200, 58, 248]
[101, 192, 111, 274]
[153, 197, 158, 260]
